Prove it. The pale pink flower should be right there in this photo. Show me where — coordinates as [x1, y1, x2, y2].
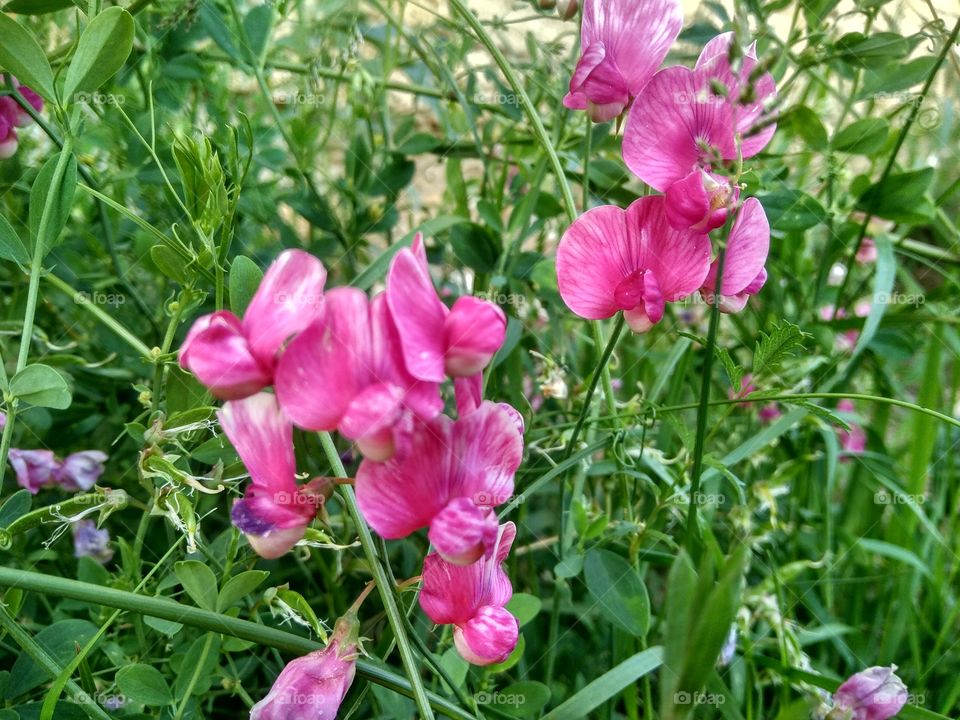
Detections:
[251, 613, 358, 720]
[699, 198, 770, 313]
[218, 393, 326, 559]
[420, 522, 519, 665]
[829, 666, 907, 720]
[355, 401, 523, 565]
[556, 195, 712, 333]
[8, 449, 60, 494]
[563, 0, 683, 122]
[836, 399, 866, 457]
[55, 451, 108, 491]
[275, 287, 443, 461]
[856, 238, 878, 264]
[179, 250, 326, 400]
[386, 235, 506, 382]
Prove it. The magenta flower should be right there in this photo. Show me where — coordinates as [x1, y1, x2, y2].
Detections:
[73, 520, 113, 564]
[275, 287, 443, 461]
[250, 613, 358, 720]
[8, 449, 60, 494]
[856, 238, 878, 264]
[836, 399, 867, 457]
[179, 250, 326, 400]
[355, 401, 523, 565]
[218, 393, 325, 559]
[623, 32, 777, 192]
[664, 169, 739, 232]
[563, 0, 683, 122]
[0, 101, 18, 159]
[758, 403, 782, 424]
[556, 195, 712, 332]
[699, 197, 770, 313]
[55, 450, 108, 491]
[830, 666, 908, 720]
[420, 522, 519, 665]
[386, 235, 506, 382]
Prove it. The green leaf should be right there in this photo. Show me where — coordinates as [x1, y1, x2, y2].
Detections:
[756, 191, 827, 231]
[63, 7, 135, 102]
[10, 364, 72, 409]
[115, 664, 172, 707]
[857, 168, 935, 225]
[228, 256, 264, 316]
[779, 105, 828, 150]
[5, 620, 97, 699]
[173, 633, 221, 699]
[715, 346, 744, 393]
[505, 593, 541, 628]
[0, 15, 55, 102]
[217, 570, 269, 611]
[0, 215, 29, 266]
[543, 647, 663, 720]
[832, 117, 889, 154]
[199, 0, 243, 64]
[242, 4, 274, 66]
[149, 244, 192, 284]
[583, 549, 650, 637]
[850, 233, 895, 359]
[29, 151, 78, 256]
[449, 222, 501, 273]
[275, 588, 327, 640]
[3, 0, 74, 13]
[0, 490, 32, 529]
[753, 320, 807, 379]
[395, 132, 442, 154]
[660, 552, 697, 715]
[174, 560, 219, 611]
[495, 681, 551, 718]
[859, 56, 938, 97]
[836, 32, 910, 68]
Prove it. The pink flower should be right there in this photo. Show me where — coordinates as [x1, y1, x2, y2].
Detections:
[55, 451, 108, 491]
[623, 33, 777, 192]
[386, 234, 506, 382]
[729, 373, 756, 406]
[275, 287, 443, 461]
[8, 449, 60, 494]
[179, 250, 326, 400]
[699, 198, 770, 313]
[355, 401, 523, 565]
[836, 400, 866, 457]
[830, 666, 908, 720]
[420, 522, 519, 665]
[2, 76, 43, 127]
[665, 169, 739, 232]
[556, 195, 712, 333]
[251, 613, 358, 720]
[856, 238, 878, 264]
[218, 393, 325, 559]
[758, 403, 781, 423]
[0, 99, 18, 159]
[562, 0, 683, 122]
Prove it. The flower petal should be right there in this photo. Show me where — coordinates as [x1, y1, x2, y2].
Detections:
[443, 296, 506, 377]
[453, 606, 519, 666]
[386, 245, 447, 383]
[218, 393, 297, 495]
[179, 312, 271, 400]
[702, 197, 770, 295]
[428, 498, 496, 565]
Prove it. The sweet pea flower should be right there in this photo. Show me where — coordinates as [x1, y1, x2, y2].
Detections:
[623, 33, 777, 192]
[857, 238, 878, 264]
[420, 522, 519, 665]
[180, 250, 326, 400]
[8, 449, 60, 494]
[556, 195, 712, 333]
[828, 666, 908, 720]
[275, 287, 443, 461]
[219, 393, 327, 559]
[250, 613, 359, 720]
[665, 169, 739, 232]
[0, 77, 44, 159]
[355, 401, 523, 566]
[562, 0, 683, 122]
[386, 234, 506, 382]
[55, 451, 108, 491]
[836, 399, 867, 457]
[699, 197, 770, 313]
[73, 520, 114, 564]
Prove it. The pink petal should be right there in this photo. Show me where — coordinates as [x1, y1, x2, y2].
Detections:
[428, 499, 496, 565]
[665, 170, 735, 232]
[386, 245, 447, 383]
[454, 374, 483, 416]
[443, 296, 506, 377]
[217, 393, 297, 496]
[275, 288, 371, 431]
[556, 204, 638, 319]
[703, 198, 770, 295]
[452, 402, 523, 506]
[579, 0, 683, 98]
[623, 66, 737, 192]
[242, 249, 326, 368]
[179, 312, 271, 400]
[454, 606, 519, 666]
[340, 382, 405, 460]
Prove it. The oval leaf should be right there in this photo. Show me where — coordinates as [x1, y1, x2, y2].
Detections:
[0, 15, 55, 102]
[173, 560, 218, 611]
[9, 364, 72, 409]
[29, 151, 78, 256]
[0, 215, 29, 266]
[583, 549, 650, 637]
[63, 7, 135, 102]
[115, 664, 172, 707]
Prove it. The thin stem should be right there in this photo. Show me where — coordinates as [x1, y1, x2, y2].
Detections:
[318, 432, 436, 720]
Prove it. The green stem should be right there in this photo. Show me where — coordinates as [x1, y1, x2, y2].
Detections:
[0, 566, 472, 720]
[318, 432, 436, 720]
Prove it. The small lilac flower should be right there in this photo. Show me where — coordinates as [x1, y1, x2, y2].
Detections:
[73, 520, 114, 564]
[8, 449, 60, 494]
[250, 613, 359, 720]
[55, 451, 108, 491]
[829, 665, 908, 720]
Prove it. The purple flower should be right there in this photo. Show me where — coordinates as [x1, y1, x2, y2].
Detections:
[54, 450, 108, 491]
[73, 520, 113, 564]
[830, 666, 908, 720]
[8, 449, 60, 494]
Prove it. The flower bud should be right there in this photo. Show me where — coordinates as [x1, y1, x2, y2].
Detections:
[829, 666, 908, 720]
[443, 296, 506, 378]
